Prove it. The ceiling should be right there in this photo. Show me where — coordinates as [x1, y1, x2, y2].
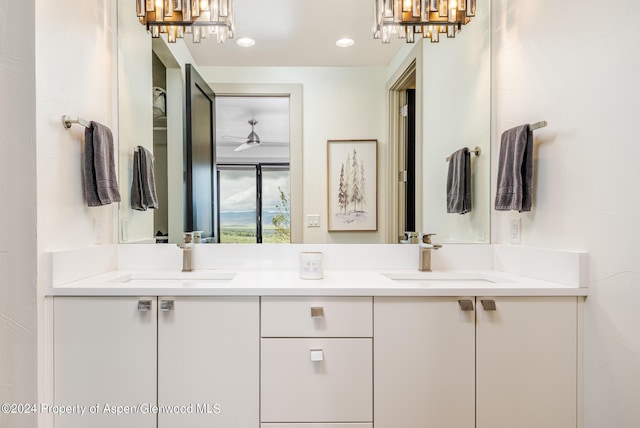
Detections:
[216, 96, 290, 163]
[184, 0, 405, 67]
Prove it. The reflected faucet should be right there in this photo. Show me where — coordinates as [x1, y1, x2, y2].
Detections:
[419, 233, 442, 272]
[177, 232, 195, 272]
[177, 243, 193, 272]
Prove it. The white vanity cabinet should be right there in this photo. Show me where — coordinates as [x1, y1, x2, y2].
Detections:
[374, 297, 476, 428]
[54, 296, 259, 428]
[260, 297, 373, 427]
[157, 297, 259, 428]
[475, 296, 577, 428]
[54, 297, 157, 428]
[374, 296, 579, 428]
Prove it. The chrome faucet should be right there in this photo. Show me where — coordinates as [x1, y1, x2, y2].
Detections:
[419, 233, 442, 272]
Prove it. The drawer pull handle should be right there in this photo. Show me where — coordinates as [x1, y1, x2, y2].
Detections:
[137, 299, 152, 312]
[310, 349, 324, 362]
[458, 299, 474, 311]
[481, 299, 497, 311]
[310, 307, 324, 318]
[160, 300, 175, 312]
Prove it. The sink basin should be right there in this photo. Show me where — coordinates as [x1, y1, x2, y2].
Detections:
[382, 272, 512, 287]
[109, 271, 236, 284]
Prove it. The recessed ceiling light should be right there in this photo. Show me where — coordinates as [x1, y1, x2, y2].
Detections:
[336, 38, 355, 48]
[236, 37, 255, 48]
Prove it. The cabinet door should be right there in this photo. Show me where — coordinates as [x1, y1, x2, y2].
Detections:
[54, 297, 157, 428]
[374, 297, 475, 428]
[476, 297, 577, 428]
[158, 297, 259, 428]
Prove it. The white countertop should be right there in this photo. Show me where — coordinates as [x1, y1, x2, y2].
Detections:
[46, 269, 588, 297]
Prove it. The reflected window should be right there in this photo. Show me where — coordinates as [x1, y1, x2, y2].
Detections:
[218, 164, 290, 243]
[262, 166, 290, 243]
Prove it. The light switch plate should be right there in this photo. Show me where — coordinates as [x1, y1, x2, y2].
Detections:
[307, 214, 320, 228]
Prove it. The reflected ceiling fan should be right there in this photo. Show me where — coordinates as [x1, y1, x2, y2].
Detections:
[221, 119, 286, 152]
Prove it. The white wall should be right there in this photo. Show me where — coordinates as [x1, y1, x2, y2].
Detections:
[0, 1, 38, 427]
[34, 1, 118, 426]
[199, 66, 388, 243]
[422, 0, 491, 243]
[35, 0, 118, 251]
[118, 0, 154, 243]
[492, 1, 640, 427]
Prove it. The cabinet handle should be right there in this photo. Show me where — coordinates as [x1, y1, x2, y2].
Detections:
[310, 307, 324, 318]
[160, 300, 175, 312]
[481, 299, 497, 311]
[310, 349, 324, 362]
[137, 299, 152, 312]
[458, 299, 474, 311]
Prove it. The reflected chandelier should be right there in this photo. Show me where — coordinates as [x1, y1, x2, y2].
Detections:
[373, 0, 476, 43]
[136, 0, 234, 43]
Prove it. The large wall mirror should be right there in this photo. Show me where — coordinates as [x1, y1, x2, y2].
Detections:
[117, 0, 491, 245]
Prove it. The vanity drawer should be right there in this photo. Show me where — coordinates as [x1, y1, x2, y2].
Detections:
[262, 425, 372, 428]
[261, 297, 372, 337]
[261, 338, 372, 422]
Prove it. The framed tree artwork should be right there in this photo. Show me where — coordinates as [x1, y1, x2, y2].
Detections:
[327, 139, 378, 232]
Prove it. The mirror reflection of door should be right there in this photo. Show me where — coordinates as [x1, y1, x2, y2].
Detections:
[151, 53, 169, 242]
[392, 66, 417, 242]
[215, 96, 291, 243]
[185, 64, 217, 242]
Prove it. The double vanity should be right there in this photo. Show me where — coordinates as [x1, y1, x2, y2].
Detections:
[46, 244, 587, 428]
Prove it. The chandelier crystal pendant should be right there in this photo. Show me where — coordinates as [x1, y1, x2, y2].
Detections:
[373, 0, 476, 43]
[137, 0, 234, 43]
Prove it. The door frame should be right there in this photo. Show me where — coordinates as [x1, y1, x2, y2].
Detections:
[185, 64, 217, 242]
[210, 83, 303, 243]
[386, 47, 423, 243]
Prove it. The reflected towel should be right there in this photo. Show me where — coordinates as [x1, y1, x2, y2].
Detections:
[495, 124, 533, 212]
[83, 121, 121, 206]
[447, 147, 472, 214]
[131, 146, 158, 211]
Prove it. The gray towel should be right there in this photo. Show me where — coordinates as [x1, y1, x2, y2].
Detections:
[447, 147, 472, 214]
[495, 124, 533, 212]
[83, 121, 121, 206]
[131, 146, 158, 211]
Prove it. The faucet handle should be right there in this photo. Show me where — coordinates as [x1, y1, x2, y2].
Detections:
[420, 233, 437, 244]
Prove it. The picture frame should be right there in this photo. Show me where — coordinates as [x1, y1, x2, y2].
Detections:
[327, 139, 378, 232]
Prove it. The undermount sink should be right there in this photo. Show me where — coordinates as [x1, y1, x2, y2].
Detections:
[109, 271, 236, 284]
[382, 272, 512, 287]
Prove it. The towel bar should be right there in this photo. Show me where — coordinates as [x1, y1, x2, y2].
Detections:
[62, 115, 90, 129]
[529, 120, 548, 130]
[446, 146, 481, 162]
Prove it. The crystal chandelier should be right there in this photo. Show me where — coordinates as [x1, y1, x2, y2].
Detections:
[373, 0, 476, 43]
[136, 0, 234, 43]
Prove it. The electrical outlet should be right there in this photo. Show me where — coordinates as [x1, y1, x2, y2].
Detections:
[121, 218, 129, 242]
[93, 218, 103, 245]
[510, 218, 521, 245]
[307, 214, 320, 228]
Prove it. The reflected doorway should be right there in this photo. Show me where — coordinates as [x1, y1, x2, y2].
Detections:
[215, 96, 291, 243]
[389, 61, 419, 242]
